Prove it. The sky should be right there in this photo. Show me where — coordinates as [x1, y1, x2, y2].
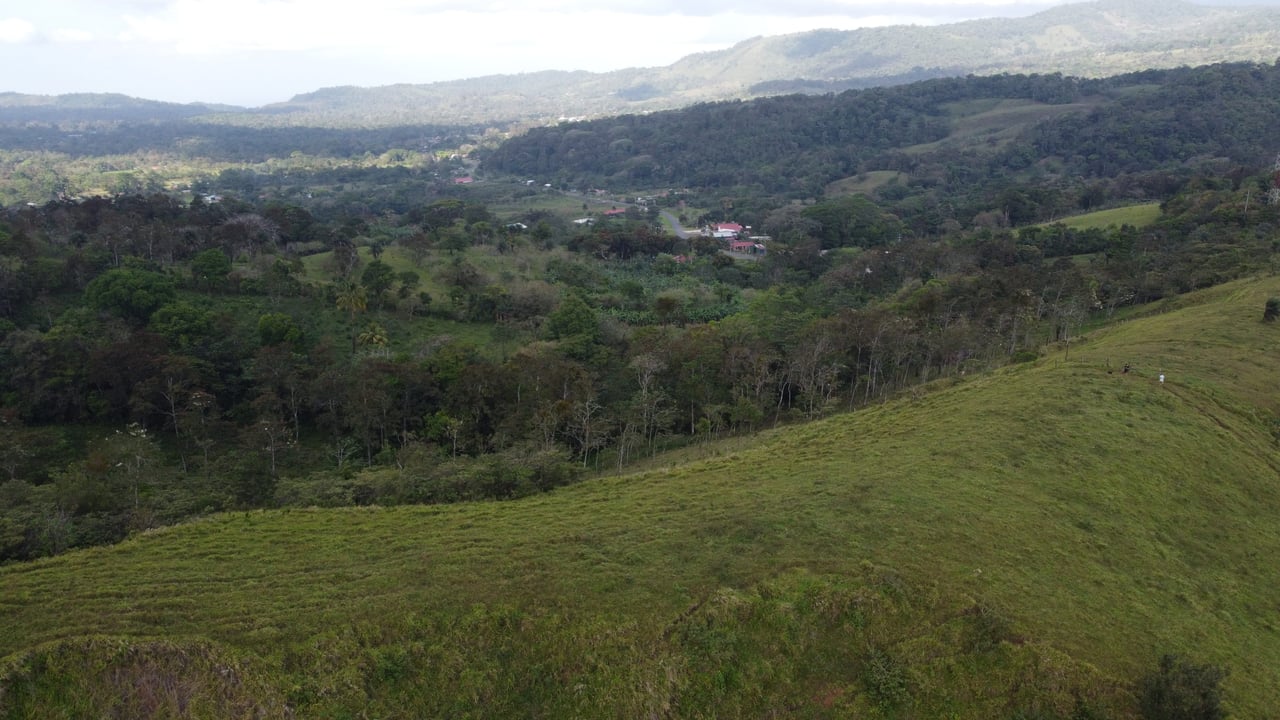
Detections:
[0, 0, 1252, 107]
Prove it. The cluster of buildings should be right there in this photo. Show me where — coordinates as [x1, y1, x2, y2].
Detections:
[706, 222, 768, 256]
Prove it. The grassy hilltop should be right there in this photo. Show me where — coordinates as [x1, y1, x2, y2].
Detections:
[3, 277, 1280, 718]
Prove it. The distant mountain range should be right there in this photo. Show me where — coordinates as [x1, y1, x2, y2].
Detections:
[0, 92, 236, 124]
[2, 0, 1279, 128]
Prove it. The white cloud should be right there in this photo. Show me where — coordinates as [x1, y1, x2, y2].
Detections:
[0, 17, 35, 43]
[50, 28, 94, 43]
[106, 3, 947, 72]
[110, 0, 1039, 57]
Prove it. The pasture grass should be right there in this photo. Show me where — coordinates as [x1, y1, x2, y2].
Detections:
[1042, 203, 1163, 231]
[824, 170, 908, 197]
[296, 243, 553, 355]
[905, 97, 1101, 154]
[5, 277, 1280, 717]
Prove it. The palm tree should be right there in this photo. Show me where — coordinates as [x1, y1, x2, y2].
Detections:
[357, 321, 389, 355]
[334, 281, 367, 353]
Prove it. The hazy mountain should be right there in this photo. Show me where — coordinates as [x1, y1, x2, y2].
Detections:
[2, 0, 1278, 128]
[0, 92, 241, 123]
[252, 0, 1280, 126]
[664, 0, 1274, 94]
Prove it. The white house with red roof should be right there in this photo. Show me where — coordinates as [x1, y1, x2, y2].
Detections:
[709, 222, 745, 240]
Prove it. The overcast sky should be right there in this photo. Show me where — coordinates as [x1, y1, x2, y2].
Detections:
[0, 0, 1250, 107]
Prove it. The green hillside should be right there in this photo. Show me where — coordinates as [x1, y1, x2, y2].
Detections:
[1040, 203, 1163, 231]
[4, 277, 1280, 717]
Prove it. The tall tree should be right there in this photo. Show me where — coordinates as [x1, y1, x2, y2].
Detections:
[361, 259, 395, 310]
[190, 248, 231, 291]
[334, 281, 367, 354]
[84, 268, 177, 324]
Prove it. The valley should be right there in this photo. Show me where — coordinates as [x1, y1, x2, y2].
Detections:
[2, 2, 1280, 717]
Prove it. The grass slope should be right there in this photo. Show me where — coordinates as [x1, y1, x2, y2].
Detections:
[1041, 203, 1163, 230]
[903, 98, 1102, 155]
[824, 170, 908, 198]
[4, 278, 1280, 717]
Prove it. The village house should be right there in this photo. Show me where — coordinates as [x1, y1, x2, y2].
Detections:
[707, 222, 746, 240]
[728, 238, 767, 256]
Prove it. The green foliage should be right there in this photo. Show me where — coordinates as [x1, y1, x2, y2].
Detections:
[1263, 297, 1279, 323]
[83, 268, 176, 323]
[1046, 203, 1162, 231]
[395, 270, 420, 299]
[149, 301, 214, 350]
[361, 259, 395, 306]
[963, 601, 1013, 653]
[862, 646, 911, 709]
[256, 312, 302, 347]
[1138, 655, 1227, 720]
[356, 321, 388, 350]
[488, 63, 1280, 205]
[8, 172, 1268, 568]
[801, 195, 902, 249]
[189, 248, 231, 290]
[545, 293, 598, 341]
[5, 278, 1280, 715]
[276, 444, 581, 507]
[0, 637, 287, 719]
[9, 59, 1280, 719]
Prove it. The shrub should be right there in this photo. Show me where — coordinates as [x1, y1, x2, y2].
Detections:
[863, 646, 910, 709]
[1263, 297, 1280, 322]
[1137, 654, 1226, 720]
[963, 601, 1012, 652]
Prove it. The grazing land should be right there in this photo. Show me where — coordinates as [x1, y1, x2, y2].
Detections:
[1045, 203, 1163, 231]
[3, 276, 1279, 718]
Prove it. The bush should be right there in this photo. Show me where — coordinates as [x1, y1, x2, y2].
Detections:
[863, 646, 910, 709]
[963, 601, 1012, 652]
[1137, 654, 1227, 720]
[1264, 297, 1280, 322]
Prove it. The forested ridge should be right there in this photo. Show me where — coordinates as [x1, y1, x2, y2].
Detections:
[484, 72, 1078, 193]
[486, 62, 1280, 222]
[0, 122, 481, 162]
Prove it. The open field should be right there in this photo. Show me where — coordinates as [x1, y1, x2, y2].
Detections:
[4, 277, 1280, 717]
[903, 97, 1101, 155]
[824, 170, 908, 197]
[1041, 203, 1163, 230]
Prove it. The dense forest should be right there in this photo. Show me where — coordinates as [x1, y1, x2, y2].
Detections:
[486, 63, 1280, 224]
[0, 61, 1279, 565]
[0, 120, 485, 211]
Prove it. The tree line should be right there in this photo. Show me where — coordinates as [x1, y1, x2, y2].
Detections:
[0, 166, 1275, 562]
